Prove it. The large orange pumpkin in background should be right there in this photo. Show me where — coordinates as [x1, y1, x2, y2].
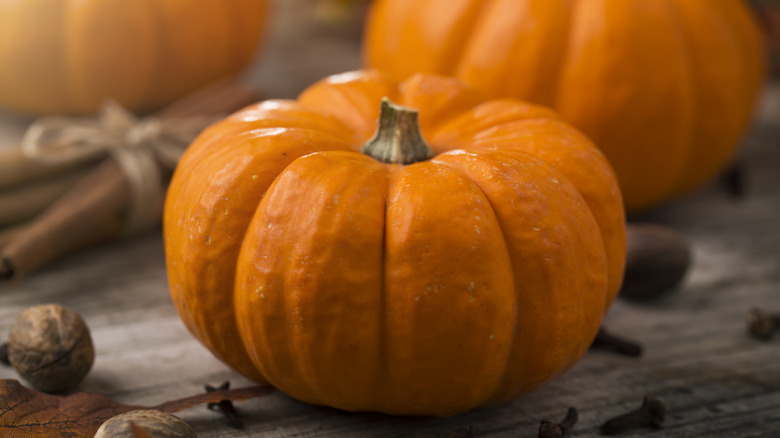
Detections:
[364, 0, 766, 212]
[0, 0, 268, 116]
[164, 70, 626, 416]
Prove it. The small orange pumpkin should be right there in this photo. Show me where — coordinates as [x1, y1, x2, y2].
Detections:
[364, 0, 766, 212]
[0, 0, 267, 116]
[164, 70, 626, 416]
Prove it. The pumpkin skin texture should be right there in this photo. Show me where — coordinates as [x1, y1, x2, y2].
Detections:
[0, 0, 267, 116]
[164, 70, 626, 416]
[363, 0, 765, 212]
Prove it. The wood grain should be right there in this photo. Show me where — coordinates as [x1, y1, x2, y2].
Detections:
[1, 1, 779, 436]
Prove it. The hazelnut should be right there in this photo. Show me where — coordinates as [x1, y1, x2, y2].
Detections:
[94, 410, 197, 438]
[619, 224, 692, 300]
[8, 304, 94, 393]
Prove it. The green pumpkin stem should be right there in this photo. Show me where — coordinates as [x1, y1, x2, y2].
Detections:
[361, 98, 434, 165]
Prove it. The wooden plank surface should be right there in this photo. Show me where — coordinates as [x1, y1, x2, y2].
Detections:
[2, 2, 780, 436]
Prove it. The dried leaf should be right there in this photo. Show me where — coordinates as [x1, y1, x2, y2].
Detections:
[0, 379, 276, 438]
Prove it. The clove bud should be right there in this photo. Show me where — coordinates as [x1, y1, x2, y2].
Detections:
[747, 308, 780, 340]
[600, 396, 666, 435]
[205, 381, 243, 429]
[539, 407, 578, 438]
[449, 426, 473, 438]
[590, 327, 643, 357]
[720, 161, 746, 198]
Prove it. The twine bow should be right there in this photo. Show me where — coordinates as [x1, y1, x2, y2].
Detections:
[21, 100, 221, 236]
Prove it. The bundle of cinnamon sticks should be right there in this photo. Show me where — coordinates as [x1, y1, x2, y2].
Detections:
[0, 80, 260, 282]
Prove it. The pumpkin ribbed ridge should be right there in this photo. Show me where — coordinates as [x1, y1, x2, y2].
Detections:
[0, 0, 266, 115]
[364, 0, 764, 212]
[165, 71, 623, 416]
[665, 0, 764, 198]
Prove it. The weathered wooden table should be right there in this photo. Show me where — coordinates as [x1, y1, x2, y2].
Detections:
[2, 3, 779, 437]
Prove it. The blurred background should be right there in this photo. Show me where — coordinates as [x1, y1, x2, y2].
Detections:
[0, 1, 779, 436]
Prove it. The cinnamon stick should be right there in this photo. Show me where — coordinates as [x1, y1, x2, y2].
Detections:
[0, 221, 28, 248]
[0, 159, 127, 280]
[158, 79, 259, 119]
[0, 147, 99, 191]
[0, 163, 92, 227]
[0, 80, 259, 282]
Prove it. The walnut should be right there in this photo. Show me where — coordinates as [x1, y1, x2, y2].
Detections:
[94, 410, 198, 438]
[8, 304, 94, 393]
